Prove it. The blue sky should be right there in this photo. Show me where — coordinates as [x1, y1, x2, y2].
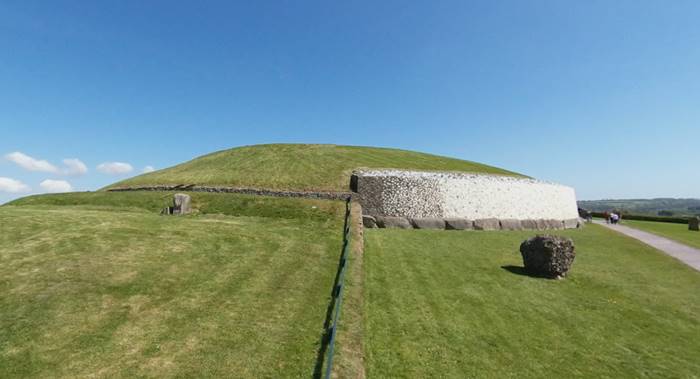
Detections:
[1, 0, 699, 204]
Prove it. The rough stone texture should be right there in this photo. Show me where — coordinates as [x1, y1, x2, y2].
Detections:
[410, 218, 446, 229]
[363, 215, 377, 228]
[690, 217, 700, 231]
[521, 219, 538, 230]
[354, 170, 578, 220]
[500, 219, 523, 231]
[563, 218, 579, 229]
[173, 193, 192, 215]
[376, 216, 412, 229]
[445, 218, 474, 230]
[545, 219, 564, 230]
[474, 218, 501, 231]
[535, 219, 549, 230]
[520, 235, 576, 278]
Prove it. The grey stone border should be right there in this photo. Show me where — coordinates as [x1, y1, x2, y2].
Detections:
[107, 185, 352, 201]
[362, 215, 583, 231]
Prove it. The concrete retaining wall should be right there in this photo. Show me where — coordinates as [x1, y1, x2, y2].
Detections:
[353, 170, 580, 229]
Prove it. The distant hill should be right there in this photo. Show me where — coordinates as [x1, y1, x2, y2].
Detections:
[578, 198, 700, 217]
[105, 144, 523, 192]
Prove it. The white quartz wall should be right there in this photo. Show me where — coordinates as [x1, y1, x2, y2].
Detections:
[355, 170, 579, 220]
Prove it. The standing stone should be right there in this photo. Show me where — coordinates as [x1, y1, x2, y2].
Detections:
[520, 235, 576, 278]
[690, 217, 700, 231]
[173, 193, 192, 215]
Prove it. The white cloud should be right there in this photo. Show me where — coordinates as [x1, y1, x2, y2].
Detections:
[142, 165, 155, 173]
[5, 152, 59, 173]
[39, 179, 73, 193]
[62, 158, 88, 176]
[97, 162, 133, 175]
[0, 177, 31, 193]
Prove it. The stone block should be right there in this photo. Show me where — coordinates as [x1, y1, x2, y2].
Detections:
[500, 219, 523, 231]
[690, 217, 700, 231]
[535, 219, 548, 230]
[376, 216, 412, 229]
[520, 235, 576, 279]
[545, 219, 564, 230]
[445, 218, 474, 230]
[563, 218, 579, 229]
[362, 215, 377, 228]
[474, 218, 500, 231]
[521, 219, 538, 230]
[173, 193, 191, 215]
[410, 218, 446, 229]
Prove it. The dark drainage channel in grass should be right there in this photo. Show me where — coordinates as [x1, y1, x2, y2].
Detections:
[313, 198, 352, 379]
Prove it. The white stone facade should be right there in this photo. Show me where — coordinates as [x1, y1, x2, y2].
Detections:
[354, 170, 579, 221]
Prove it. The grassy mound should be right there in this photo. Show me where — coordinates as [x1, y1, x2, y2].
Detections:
[0, 193, 344, 377]
[364, 226, 700, 377]
[105, 144, 522, 192]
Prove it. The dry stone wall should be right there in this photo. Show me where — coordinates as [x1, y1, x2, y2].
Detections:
[354, 170, 580, 230]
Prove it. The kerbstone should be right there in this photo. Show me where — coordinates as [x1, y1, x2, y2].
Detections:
[445, 218, 474, 230]
[563, 218, 579, 229]
[363, 215, 377, 228]
[521, 219, 538, 230]
[410, 218, 446, 230]
[500, 219, 523, 231]
[474, 218, 500, 231]
[376, 216, 412, 229]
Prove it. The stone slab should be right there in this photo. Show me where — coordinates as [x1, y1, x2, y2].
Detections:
[410, 218, 446, 230]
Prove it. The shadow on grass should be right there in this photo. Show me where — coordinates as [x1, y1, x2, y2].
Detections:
[500, 265, 557, 279]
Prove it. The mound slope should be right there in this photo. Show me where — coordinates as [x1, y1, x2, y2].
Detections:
[105, 144, 522, 192]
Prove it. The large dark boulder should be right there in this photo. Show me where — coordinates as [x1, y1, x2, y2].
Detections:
[690, 217, 700, 232]
[519, 235, 575, 278]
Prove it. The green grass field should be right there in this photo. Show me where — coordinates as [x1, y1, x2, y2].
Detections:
[5, 188, 700, 378]
[0, 193, 344, 378]
[105, 144, 522, 192]
[364, 226, 700, 378]
[623, 219, 700, 250]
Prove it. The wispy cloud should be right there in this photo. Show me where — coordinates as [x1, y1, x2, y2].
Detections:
[5, 152, 59, 173]
[39, 179, 73, 193]
[142, 165, 155, 173]
[0, 177, 31, 193]
[62, 158, 88, 175]
[97, 162, 133, 175]
[4, 152, 88, 176]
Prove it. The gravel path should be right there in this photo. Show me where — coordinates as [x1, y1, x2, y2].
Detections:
[594, 220, 700, 272]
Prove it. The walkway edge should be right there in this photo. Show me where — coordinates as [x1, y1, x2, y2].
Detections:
[594, 220, 700, 272]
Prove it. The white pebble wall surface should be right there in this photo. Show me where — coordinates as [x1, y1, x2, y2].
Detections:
[354, 170, 579, 221]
